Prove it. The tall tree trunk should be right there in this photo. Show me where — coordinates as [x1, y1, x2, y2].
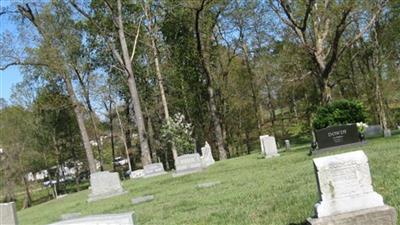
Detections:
[64, 76, 97, 173]
[115, 0, 151, 165]
[194, 2, 227, 160]
[142, 1, 178, 161]
[74, 69, 104, 171]
[115, 105, 133, 172]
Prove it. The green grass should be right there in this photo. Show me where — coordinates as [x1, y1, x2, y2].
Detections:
[17, 135, 400, 225]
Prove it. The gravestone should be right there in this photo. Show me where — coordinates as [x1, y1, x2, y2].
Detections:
[384, 129, 392, 137]
[130, 169, 144, 179]
[48, 212, 135, 225]
[173, 153, 204, 177]
[314, 124, 360, 152]
[131, 195, 154, 205]
[87, 171, 127, 202]
[307, 150, 397, 225]
[200, 142, 215, 167]
[259, 135, 279, 158]
[0, 202, 18, 225]
[143, 163, 167, 178]
[285, 140, 290, 151]
[365, 125, 383, 138]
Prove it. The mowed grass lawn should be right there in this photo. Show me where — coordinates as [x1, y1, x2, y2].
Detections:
[18, 135, 400, 225]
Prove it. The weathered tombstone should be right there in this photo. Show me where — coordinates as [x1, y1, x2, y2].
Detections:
[196, 181, 221, 189]
[130, 169, 144, 179]
[365, 125, 383, 138]
[200, 142, 215, 167]
[173, 153, 204, 177]
[87, 171, 127, 202]
[0, 202, 18, 225]
[143, 163, 167, 178]
[384, 129, 392, 137]
[313, 124, 360, 153]
[284, 139, 290, 151]
[259, 135, 279, 158]
[307, 150, 397, 225]
[131, 195, 154, 205]
[48, 212, 135, 225]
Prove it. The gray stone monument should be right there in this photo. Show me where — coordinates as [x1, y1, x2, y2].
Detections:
[284, 139, 290, 151]
[48, 212, 135, 225]
[0, 202, 18, 225]
[130, 169, 144, 179]
[260, 135, 279, 158]
[143, 163, 167, 178]
[200, 142, 215, 167]
[384, 129, 392, 137]
[87, 171, 127, 202]
[307, 150, 397, 225]
[365, 125, 383, 138]
[173, 153, 204, 177]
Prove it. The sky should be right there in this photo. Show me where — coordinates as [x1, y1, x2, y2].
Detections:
[0, 1, 23, 103]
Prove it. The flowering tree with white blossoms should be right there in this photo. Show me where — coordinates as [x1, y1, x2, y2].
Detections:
[356, 122, 368, 134]
[161, 113, 195, 155]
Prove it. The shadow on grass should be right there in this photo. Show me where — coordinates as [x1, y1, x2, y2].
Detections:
[288, 220, 309, 225]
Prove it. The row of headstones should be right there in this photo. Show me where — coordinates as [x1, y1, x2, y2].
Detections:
[130, 141, 215, 179]
[2, 150, 396, 225]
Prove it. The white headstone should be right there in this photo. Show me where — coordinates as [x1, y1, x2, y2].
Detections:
[200, 142, 215, 167]
[0, 202, 18, 225]
[87, 171, 126, 202]
[143, 163, 167, 178]
[130, 169, 144, 179]
[285, 139, 290, 151]
[173, 153, 204, 177]
[313, 150, 384, 217]
[260, 135, 279, 158]
[48, 212, 134, 225]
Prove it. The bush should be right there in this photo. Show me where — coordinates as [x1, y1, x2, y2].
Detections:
[312, 99, 367, 130]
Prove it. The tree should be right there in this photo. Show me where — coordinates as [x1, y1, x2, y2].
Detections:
[270, 0, 387, 104]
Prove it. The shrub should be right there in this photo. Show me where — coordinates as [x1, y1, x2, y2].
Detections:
[312, 99, 367, 130]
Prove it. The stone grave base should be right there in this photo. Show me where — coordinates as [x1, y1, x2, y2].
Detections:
[265, 153, 280, 158]
[144, 171, 167, 178]
[49, 212, 135, 225]
[307, 205, 397, 225]
[172, 168, 203, 177]
[88, 189, 127, 202]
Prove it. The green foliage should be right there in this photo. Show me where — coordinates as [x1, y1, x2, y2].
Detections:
[160, 113, 195, 155]
[312, 99, 367, 129]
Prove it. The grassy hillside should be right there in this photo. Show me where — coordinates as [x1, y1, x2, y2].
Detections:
[17, 135, 400, 225]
